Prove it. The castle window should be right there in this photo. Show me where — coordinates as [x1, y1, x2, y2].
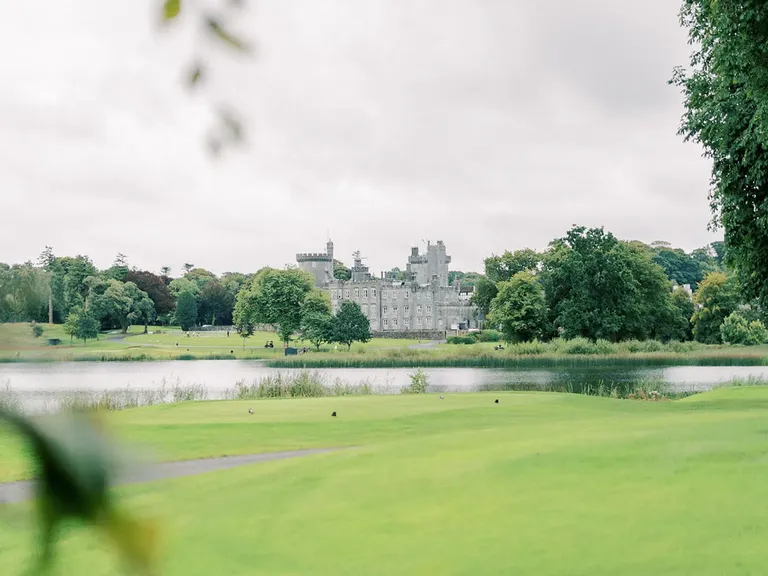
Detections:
[393, 318, 398, 327]
[404, 318, 410, 328]
[439, 318, 444, 325]
[404, 306, 410, 314]
[383, 319, 389, 327]
[363, 289, 368, 298]
[312, 262, 317, 268]
[417, 305, 422, 314]
[405, 291, 409, 299]
[383, 306, 388, 314]
[393, 306, 398, 314]
[426, 316, 432, 325]
[383, 291, 387, 300]
[354, 289, 360, 298]
[416, 317, 422, 326]
[426, 306, 432, 314]
[344, 289, 350, 299]
[391, 291, 396, 299]
[372, 289, 377, 298]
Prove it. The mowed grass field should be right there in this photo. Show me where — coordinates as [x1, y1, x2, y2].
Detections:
[0, 323, 421, 361]
[3, 388, 768, 574]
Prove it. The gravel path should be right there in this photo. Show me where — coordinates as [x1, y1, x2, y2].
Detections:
[0, 448, 338, 504]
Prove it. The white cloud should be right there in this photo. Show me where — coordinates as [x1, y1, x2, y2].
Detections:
[0, 0, 720, 276]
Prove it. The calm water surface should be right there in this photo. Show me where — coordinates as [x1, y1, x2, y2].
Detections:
[3, 360, 768, 403]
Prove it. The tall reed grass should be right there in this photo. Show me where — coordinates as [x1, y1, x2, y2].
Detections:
[223, 371, 381, 399]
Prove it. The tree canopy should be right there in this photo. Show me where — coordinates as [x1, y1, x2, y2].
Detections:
[234, 268, 315, 344]
[692, 272, 740, 344]
[330, 301, 371, 351]
[488, 272, 547, 343]
[674, 1, 768, 306]
[541, 226, 675, 342]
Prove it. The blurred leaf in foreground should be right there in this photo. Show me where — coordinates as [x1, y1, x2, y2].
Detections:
[0, 407, 161, 575]
[163, 0, 181, 21]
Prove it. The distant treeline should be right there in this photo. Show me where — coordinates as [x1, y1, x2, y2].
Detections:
[0, 227, 761, 346]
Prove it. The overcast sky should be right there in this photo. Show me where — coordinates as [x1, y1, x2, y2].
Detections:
[0, 0, 719, 276]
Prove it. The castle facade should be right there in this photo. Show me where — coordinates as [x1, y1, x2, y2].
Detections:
[297, 240, 478, 335]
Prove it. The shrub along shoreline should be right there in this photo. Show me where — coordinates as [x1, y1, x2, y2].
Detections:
[3, 336, 768, 366]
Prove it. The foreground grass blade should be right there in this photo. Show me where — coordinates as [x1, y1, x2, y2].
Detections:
[0, 407, 161, 575]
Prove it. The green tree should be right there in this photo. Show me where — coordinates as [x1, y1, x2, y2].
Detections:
[484, 249, 541, 284]
[333, 260, 351, 281]
[86, 279, 154, 334]
[104, 253, 130, 281]
[692, 272, 741, 344]
[198, 280, 235, 325]
[220, 272, 252, 300]
[541, 226, 675, 341]
[0, 262, 48, 323]
[470, 277, 498, 317]
[669, 288, 695, 341]
[448, 271, 483, 288]
[175, 291, 198, 331]
[38, 246, 56, 324]
[720, 312, 768, 346]
[300, 290, 333, 351]
[63, 307, 100, 346]
[62, 256, 97, 316]
[185, 268, 217, 292]
[125, 270, 175, 317]
[169, 277, 200, 298]
[673, 2, 768, 306]
[488, 272, 547, 343]
[652, 247, 703, 289]
[233, 290, 256, 349]
[330, 301, 371, 351]
[235, 268, 315, 345]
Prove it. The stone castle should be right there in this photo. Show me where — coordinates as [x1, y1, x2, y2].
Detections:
[297, 240, 478, 336]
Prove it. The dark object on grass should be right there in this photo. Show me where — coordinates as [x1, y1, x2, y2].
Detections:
[494, 399, 499, 404]
[248, 409, 254, 414]
[230, 350, 234, 354]
[331, 411, 337, 417]
[439, 395, 444, 400]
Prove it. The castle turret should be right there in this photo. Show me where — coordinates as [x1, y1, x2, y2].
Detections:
[297, 240, 334, 287]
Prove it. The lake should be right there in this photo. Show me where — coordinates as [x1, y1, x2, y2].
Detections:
[2, 360, 768, 411]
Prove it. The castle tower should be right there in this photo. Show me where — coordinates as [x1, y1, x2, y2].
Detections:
[296, 240, 334, 288]
[407, 240, 451, 286]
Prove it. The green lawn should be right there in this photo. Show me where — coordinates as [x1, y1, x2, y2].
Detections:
[3, 388, 768, 574]
[0, 323, 421, 361]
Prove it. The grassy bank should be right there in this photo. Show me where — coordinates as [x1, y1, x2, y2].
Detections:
[267, 349, 768, 368]
[3, 322, 768, 366]
[0, 322, 419, 362]
[3, 387, 768, 573]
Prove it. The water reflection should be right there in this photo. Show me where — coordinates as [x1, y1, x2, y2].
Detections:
[3, 361, 768, 411]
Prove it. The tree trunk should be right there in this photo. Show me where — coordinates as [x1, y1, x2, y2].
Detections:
[48, 290, 53, 325]
[144, 321, 148, 334]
